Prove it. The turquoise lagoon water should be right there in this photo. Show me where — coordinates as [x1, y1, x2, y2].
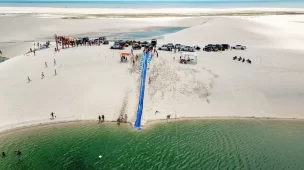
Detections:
[111, 27, 186, 39]
[0, 119, 303, 170]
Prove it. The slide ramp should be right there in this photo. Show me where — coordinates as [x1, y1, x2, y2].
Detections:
[134, 51, 151, 129]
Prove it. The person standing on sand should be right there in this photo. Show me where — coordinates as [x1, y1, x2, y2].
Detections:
[41, 72, 44, 79]
[51, 112, 55, 119]
[117, 117, 121, 125]
[102, 115, 105, 122]
[133, 60, 135, 66]
[166, 114, 171, 123]
[45, 62, 48, 68]
[124, 114, 128, 123]
[98, 115, 101, 123]
[0, 50, 2, 56]
[156, 51, 158, 58]
[34, 49, 36, 56]
[27, 76, 31, 82]
[54, 69, 57, 76]
[54, 59, 56, 66]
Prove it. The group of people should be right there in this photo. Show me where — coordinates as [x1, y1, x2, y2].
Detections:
[232, 56, 252, 64]
[98, 115, 105, 123]
[2, 150, 23, 161]
[27, 59, 57, 82]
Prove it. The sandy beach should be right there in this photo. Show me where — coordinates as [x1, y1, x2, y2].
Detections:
[1, 7, 304, 132]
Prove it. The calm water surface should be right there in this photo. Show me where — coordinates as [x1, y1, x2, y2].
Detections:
[0, 119, 303, 170]
[112, 27, 186, 39]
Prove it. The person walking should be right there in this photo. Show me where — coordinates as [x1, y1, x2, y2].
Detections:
[0, 50, 2, 56]
[27, 76, 31, 82]
[133, 60, 135, 66]
[45, 62, 48, 68]
[41, 72, 44, 79]
[50, 112, 55, 119]
[156, 51, 158, 58]
[2, 152, 5, 157]
[54, 69, 57, 76]
[102, 115, 105, 122]
[98, 115, 101, 123]
[34, 49, 36, 56]
[54, 59, 56, 66]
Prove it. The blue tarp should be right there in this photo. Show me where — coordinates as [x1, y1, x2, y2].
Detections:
[134, 51, 150, 129]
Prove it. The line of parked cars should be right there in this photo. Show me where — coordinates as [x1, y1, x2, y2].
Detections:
[158, 43, 201, 52]
[75, 36, 109, 45]
[110, 39, 157, 50]
[203, 44, 246, 52]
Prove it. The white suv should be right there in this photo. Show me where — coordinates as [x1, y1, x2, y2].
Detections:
[232, 45, 246, 50]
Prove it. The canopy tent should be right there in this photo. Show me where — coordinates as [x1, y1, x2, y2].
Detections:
[120, 52, 131, 63]
[120, 52, 131, 56]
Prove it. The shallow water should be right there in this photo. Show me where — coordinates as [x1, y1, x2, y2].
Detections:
[0, 120, 303, 170]
[111, 27, 186, 39]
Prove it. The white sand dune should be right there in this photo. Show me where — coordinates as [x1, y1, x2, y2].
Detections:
[1, 15, 304, 132]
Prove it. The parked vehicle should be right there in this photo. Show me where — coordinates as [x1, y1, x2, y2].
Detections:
[181, 46, 195, 52]
[76, 38, 83, 44]
[140, 41, 149, 47]
[203, 47, 212, 52]
[132, 43, 141, 50]
[111, 43, 124, 49]
[167, 43, 174, 48]
[158, 44, 170, 51]
[175, 44, 181, 49]
[194, 45, 201, 50]
[232, 45, 246, 50]
[215, 44, 223, 51]
[99, 36, 106, 41]
[82, 37, 89, 43]
[103, 40, 109, 45]
[222, 44, 230, 50]
[151, 39, 157, 47]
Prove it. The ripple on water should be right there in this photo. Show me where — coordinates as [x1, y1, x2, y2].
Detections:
[0, 120, 304, 169]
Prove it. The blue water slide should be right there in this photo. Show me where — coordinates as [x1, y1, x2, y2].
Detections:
[134, 51, 150, 129]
